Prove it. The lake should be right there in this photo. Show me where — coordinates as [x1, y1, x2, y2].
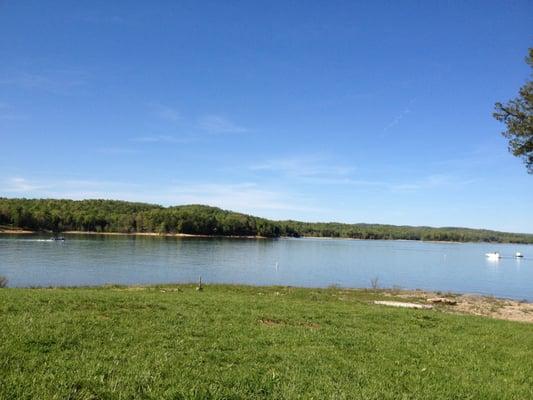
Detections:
[1, 234, 532, 300]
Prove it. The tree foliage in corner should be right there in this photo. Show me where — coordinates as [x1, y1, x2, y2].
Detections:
[493, 48, 533, 173]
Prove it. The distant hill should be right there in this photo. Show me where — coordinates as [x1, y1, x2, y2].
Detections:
[1, 198, 532, 244]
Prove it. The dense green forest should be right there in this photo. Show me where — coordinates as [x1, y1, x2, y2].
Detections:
[1, 198, 532, 243]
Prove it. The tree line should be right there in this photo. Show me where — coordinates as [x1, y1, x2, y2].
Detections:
[1, 198, 532, 244]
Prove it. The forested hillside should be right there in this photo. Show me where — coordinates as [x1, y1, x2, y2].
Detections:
[278, 220, 533, 243]
[1, 198, 532, 243]
[0, 198, 280, 237]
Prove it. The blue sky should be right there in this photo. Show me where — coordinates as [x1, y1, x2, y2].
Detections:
[1, 1, 532, 233]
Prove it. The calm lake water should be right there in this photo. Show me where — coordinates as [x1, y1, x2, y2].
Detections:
[1, 234, 532, 300]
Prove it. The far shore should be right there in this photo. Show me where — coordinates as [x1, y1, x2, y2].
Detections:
[0, 228, 266, 239]
[0, 228, 34, 234]
[0, 228, 530, 244]
[301, 236, 465, 244]
[62, 231, 268, 239]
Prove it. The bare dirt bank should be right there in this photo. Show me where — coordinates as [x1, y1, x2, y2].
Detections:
[380, 289, 533, 323]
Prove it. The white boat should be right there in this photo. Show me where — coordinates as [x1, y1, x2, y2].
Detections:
[515, 252, 524, 258]
[485, 252, 501, 260]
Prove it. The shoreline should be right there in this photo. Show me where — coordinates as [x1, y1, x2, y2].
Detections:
[62, 231, 268, 239]
[1, 283, 531, 323]
[300, 236, 466, 244]
[0, 229, 267, 239]
[0, 228, 530, 244]
[0, 228, 34, 234]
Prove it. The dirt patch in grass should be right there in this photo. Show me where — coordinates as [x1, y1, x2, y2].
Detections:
[259, 318, 284, 327]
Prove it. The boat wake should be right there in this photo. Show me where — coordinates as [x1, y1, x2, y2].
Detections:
[0, 238, 65, 243]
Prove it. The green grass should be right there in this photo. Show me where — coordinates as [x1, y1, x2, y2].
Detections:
[1, 285, 532, 399]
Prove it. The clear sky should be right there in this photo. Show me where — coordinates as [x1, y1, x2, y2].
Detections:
[1, 1, 532, 233]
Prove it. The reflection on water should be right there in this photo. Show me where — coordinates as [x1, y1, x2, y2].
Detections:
[0, 234, 532, 300]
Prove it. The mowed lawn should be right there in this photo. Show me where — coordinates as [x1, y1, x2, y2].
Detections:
[0, 285, 532, 399]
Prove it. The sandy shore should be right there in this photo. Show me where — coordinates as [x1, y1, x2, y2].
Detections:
[1, 228, 526, 244]
[378, 289, 533, 323]
[62, 231, 267, 239]
[0, 229, 34, 234]
[0, 228, 266, 239]
[302, 236, 466, 244]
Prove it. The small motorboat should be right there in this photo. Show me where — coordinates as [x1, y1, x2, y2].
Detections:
[50, 236, 65, 241]
[485, 252, 501, 260]
[515, 252, 524, 258]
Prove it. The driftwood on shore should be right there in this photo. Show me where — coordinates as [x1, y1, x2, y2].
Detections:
[374, 301, 433, 309]
[427, 297, 457, 305]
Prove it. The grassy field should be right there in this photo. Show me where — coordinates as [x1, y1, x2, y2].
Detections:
[0, 285, 532, 399]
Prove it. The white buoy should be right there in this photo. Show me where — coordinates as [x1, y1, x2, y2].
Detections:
[275, 262, 279, 271]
